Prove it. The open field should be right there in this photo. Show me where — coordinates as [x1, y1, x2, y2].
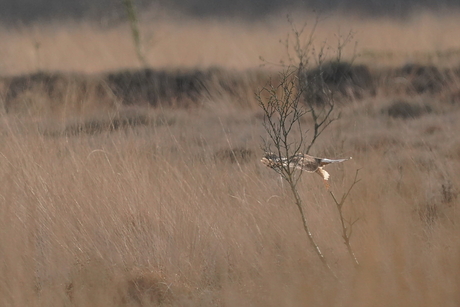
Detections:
[1, 10, 460, 75]
[1, 10, 460, 307]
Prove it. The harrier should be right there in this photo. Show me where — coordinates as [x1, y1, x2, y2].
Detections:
[261, 152, 352, 188]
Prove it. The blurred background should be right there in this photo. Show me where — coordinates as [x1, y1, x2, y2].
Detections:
[0, 0, 459, 23]
[0, 1, 460, 307]
[0, 0, 459, 75]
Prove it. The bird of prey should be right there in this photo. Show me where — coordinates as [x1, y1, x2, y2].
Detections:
[261, 152, 352, 188]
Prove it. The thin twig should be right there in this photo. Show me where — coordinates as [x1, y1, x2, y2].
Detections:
[329, 169, 361, 266]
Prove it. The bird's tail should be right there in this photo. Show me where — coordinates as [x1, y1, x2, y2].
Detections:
[320, 157, 352, 165]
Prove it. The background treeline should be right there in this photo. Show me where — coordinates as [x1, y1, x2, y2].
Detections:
[0, 0, 459, 23]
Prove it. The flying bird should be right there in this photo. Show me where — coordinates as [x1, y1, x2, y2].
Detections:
[261, 152, 352, 188]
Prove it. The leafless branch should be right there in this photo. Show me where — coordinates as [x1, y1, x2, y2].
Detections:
[258, 15, 358, 277]
[329, 169, 361, 266]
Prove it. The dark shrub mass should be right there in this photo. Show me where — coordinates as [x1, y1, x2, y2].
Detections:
[399, 64, 447, 94]
[106, 69, 209, 107]
[303, 61, 375, 104]
[383, 99, 432, 119]
[1, 64, 459, 115]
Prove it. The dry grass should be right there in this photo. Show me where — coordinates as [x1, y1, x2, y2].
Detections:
[0, 10, 460, 307]
[1, 10, 460, 75]
[0, 89, 460, 306]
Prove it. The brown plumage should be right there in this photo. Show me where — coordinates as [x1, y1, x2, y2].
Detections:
[261, 152, 352, 188]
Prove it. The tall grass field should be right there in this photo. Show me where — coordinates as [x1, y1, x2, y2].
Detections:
[0, 9, 460, 306]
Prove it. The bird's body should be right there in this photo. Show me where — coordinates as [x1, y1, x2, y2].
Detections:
[261, 152, 351, 187]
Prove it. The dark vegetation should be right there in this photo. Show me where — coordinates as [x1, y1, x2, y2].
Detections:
[383, 99, 432, 119]
[2, 68, 270, 111]
[304, 62, 375, 104]
[0, 0, 459, 24]
[1, 63, 459, 112]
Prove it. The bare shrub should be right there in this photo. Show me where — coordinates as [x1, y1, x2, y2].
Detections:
[258, 16, 359, 274]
